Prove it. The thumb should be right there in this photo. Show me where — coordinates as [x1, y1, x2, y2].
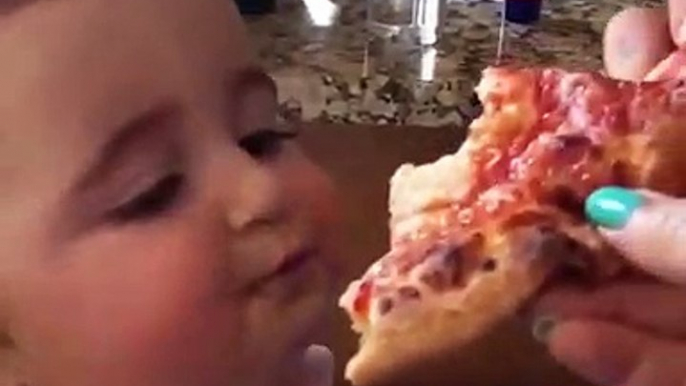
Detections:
[585, 187, 686, 284]
[644, 49, 686, 81]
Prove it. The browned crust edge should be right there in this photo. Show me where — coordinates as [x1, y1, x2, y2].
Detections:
[345, 226, 557, 386]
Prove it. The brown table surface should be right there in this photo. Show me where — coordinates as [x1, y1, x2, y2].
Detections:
[300, 124, 589, 386]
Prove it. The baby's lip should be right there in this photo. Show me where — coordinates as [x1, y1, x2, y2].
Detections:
[244, 244, 318, 293]
[273, 247, 316, 277]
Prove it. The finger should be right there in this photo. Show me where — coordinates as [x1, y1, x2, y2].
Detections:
[536, 319, 668, 386]
[535, 283, 686, 338]
[303, 345, 334, 386]
[627, 354, 686, 386]
[669, 0, 686, 47]
[586, 187, 686, 285]
[604, 7, 674, 81]
[644, 49, 686, 80]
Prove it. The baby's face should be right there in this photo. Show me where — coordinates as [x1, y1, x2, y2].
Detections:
[0, 0, 338, 385]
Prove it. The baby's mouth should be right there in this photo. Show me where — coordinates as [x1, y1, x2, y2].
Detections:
[246, 245, 324, 301]
[246, 245, 331, 356]
[272, 248, 315, 279]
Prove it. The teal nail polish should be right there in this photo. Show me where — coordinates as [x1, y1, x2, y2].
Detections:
[532, 316, 556, 343]
[585, 187, 644, 229]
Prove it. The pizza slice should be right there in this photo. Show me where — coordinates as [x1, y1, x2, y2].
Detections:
[339, 67, 686, 386]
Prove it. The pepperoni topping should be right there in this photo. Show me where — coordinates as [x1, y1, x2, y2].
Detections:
[342, 67, 686, 324]
[377, 297, 394, 316]
[398, 286, 421, 300]
[419, 271, 448, 292]
[352, 281, 373, 317]
[481, 258, 497, 272]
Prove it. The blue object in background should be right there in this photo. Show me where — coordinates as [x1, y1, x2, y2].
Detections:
[505, 0, 542, 24]
[235, 0, 276, 15]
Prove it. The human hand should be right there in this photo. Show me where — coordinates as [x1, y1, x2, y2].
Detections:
[532, 187, 686, 386]
[603, 0, 686, 81]
[303, 345, 334, 386]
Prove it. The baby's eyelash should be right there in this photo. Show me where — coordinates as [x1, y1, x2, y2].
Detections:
[107, 173, 186, 223]
[238, 128, 298, 159]
[102, 125, 295, 224]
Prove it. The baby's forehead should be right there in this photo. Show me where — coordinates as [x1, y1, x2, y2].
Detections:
[0, 0, 164, 148]
[0, 0, 250, 185]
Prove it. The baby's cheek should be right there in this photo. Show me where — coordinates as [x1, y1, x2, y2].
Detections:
[300, 161, 341, 266]
[287, 157, 339, 231]
[12, 220, 254, 384]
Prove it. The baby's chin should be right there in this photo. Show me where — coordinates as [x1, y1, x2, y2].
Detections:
[239, 306, 329, 386]
[243, 256, 333, 366]
[249, 250, 332, 325]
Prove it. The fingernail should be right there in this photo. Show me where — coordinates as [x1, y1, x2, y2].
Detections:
[304, 345, 334, 386]
[585, 187, 644, 229]
[532, 316, 557, 343]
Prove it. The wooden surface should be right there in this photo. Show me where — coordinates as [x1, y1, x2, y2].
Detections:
[299, 124, 587, 386]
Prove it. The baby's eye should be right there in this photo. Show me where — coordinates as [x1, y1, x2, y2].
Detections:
[238, 128, 298, 160]
[107, 173, 186, 223]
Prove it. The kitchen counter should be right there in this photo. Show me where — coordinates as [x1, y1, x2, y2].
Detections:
[246, 0, 658, 127]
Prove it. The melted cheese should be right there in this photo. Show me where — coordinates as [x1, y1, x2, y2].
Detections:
[388, 144, 474, 235]
[341, 67, 673, 331]
[477, 184, 519, 214]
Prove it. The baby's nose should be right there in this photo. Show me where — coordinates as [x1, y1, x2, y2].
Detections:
[225, 164, 285, 232]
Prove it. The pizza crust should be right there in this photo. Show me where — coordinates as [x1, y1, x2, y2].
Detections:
[346, 219, 608, 385]
[346, 263, 546, 386]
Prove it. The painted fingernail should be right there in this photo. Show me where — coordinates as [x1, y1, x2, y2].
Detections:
[532, 316, 557, 343]
[585, 187, 644, 229]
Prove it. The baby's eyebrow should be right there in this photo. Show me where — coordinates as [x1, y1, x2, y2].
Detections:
[72, 66, 274, 193]
[73, 103, 180, 192]
[0, 0, 44, 16]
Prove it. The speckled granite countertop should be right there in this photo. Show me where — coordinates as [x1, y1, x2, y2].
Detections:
[246, 0, 658, 127]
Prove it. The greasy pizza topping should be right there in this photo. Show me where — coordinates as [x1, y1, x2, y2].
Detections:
[543, 185, 585, 218]
[392, 69, 672, 243]
[341, 67, 686, 324]
[352, 280, 373, 316]
[481, 258, 497, 272]
[397, 285, 422, 300]
[610, 161, 632, 186]
[345, 234, 494, 323]
[419, 270, 450, 292]
[377, 297, 394, 316]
